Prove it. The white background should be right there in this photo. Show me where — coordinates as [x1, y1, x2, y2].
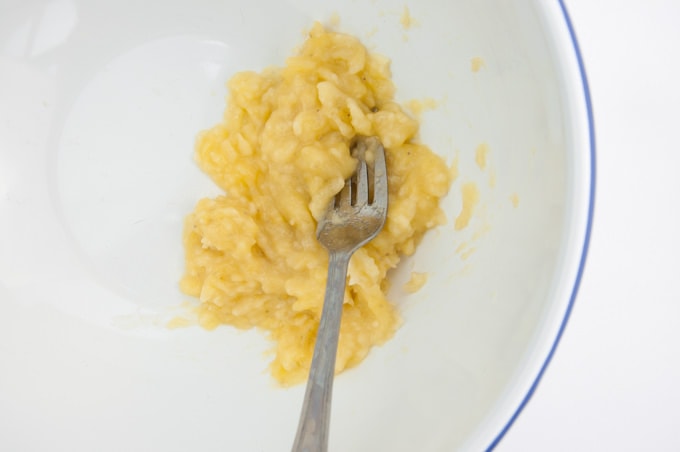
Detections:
[499, 1, 680, 451]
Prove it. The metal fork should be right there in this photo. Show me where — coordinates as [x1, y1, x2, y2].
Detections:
[292, 136, 388, 452]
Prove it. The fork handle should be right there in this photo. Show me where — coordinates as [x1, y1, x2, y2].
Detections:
[292, 250, 351, 452]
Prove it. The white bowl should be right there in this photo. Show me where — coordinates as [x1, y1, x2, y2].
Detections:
[0, 0, 593, 450]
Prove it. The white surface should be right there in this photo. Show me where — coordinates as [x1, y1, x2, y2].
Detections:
[499, 1, 680, 451]
[0, 1, 593, 451]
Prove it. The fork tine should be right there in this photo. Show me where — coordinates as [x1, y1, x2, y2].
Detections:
[336, 176, 352, 207]
[355, 160, 368, 206]
[371, 141, 388, 210]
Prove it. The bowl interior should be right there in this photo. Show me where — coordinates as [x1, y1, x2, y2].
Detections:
[0, 0, 591, 450]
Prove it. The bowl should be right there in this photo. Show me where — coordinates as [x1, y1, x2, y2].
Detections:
[0, 0, 593, 450]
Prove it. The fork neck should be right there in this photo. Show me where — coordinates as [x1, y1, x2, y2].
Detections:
[328, 250, 352, 268]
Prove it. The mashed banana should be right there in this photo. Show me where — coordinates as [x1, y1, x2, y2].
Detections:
[181, 23, 451, 385]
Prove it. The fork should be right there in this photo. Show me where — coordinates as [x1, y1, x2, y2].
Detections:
[292, 136, 388, 452]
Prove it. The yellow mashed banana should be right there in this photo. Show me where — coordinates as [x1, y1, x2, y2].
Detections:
[181, 23, 451, 385]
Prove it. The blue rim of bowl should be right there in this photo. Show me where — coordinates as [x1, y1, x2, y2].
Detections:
[485, 1, 596, 450]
